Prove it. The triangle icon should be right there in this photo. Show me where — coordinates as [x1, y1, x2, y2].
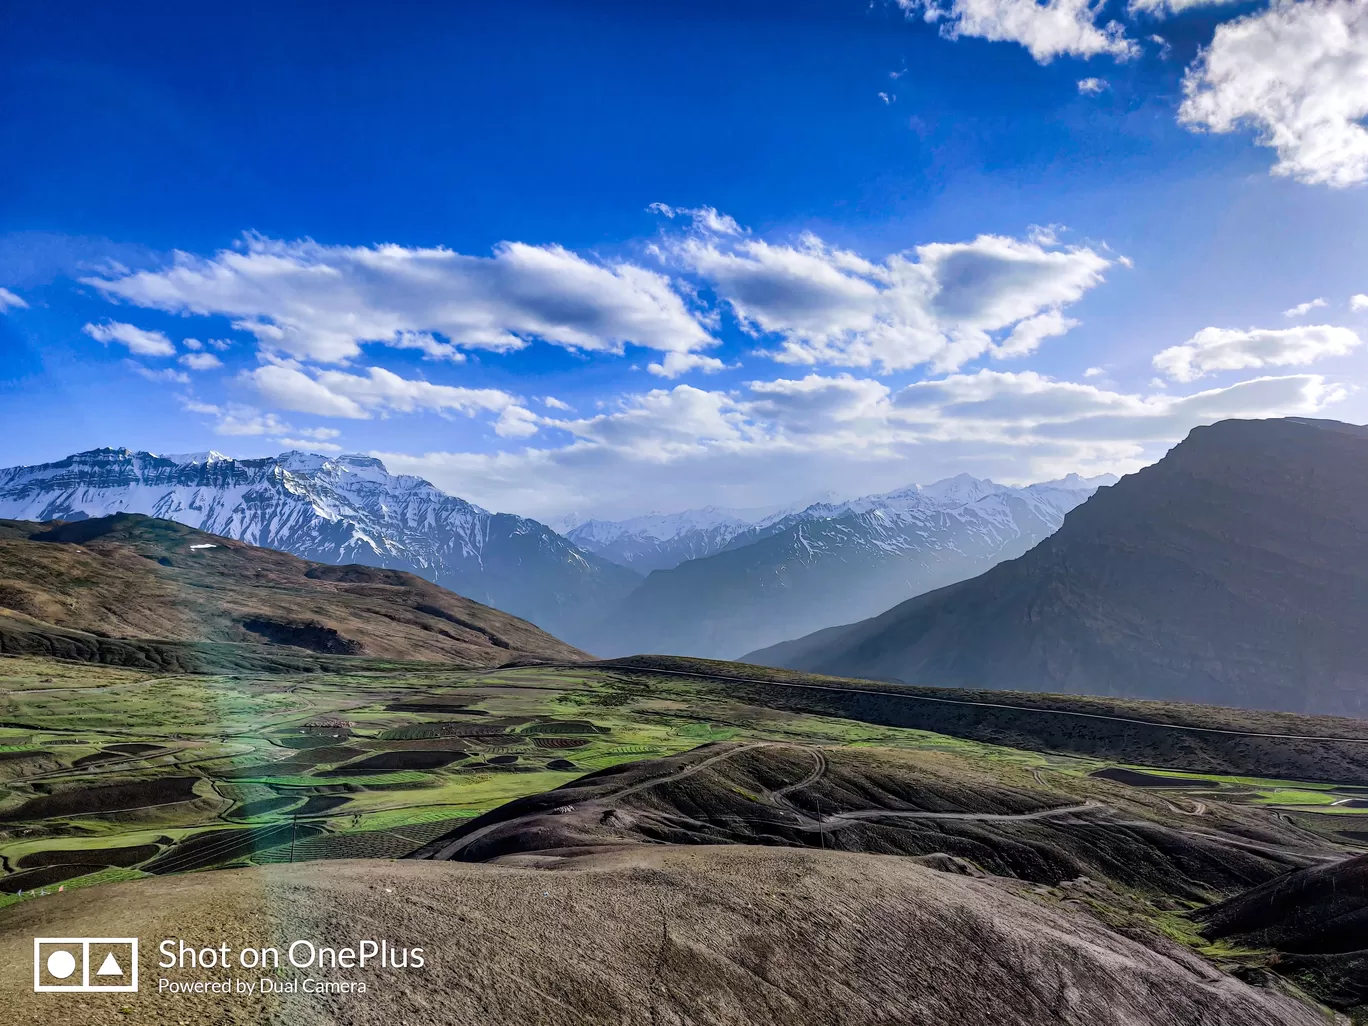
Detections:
[96, 952, 123, 976]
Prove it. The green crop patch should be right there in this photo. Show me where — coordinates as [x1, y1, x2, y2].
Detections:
[5, 653, 1368, 919]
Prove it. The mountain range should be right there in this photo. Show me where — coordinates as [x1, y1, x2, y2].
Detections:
[748, 417, 1368, 718]
[0, 448, 1107, 661]
[580, 474, 1109, 660]
[0, 448, 638, 646]
[565, 506, 788, 573]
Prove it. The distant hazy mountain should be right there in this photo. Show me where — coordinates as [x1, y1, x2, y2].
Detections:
[747, 418, 1368, 718]
[566, 506, 790, 573]
[584, 473, 1107, 660]
[0, 448, 639, 644]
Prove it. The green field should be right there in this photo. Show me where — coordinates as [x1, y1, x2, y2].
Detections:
[3, 653, 1366, 909]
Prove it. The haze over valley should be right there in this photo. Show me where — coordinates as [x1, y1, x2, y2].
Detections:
[0, 448, 1109, 659]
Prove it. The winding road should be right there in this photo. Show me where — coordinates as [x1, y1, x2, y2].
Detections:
[608, 663, 1368, 745]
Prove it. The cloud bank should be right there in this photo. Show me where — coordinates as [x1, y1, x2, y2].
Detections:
[378, 369, 1343, 520]
[671, 229, 1111, 372]
[84, 234, 718, 369]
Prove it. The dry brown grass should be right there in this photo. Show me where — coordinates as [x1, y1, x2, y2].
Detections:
[0, 515, 587, 667]
[0, 846, 1334, 1026]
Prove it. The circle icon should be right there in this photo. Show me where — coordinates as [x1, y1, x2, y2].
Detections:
[46, 949, 77, 979]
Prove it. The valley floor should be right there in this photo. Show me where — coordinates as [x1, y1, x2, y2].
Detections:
[1, 652, 1365, 1023]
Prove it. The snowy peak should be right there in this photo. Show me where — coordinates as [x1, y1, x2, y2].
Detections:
[582, 471, 1110, 661]
[155, 450, 230, 465]
[565, 501, 812, 572]
[0, 448, 636, 645]
[574, 507, 752, 544]
[568, 473, 1107, 574]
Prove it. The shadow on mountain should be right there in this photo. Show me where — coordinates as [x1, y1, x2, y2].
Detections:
[1196, 854, 1368, 1013]
[748, 418, 1368, 718]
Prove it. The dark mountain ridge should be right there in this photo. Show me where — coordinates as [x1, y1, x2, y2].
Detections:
[584, 476, 1099, 660]
[748, 417, 1368, 717]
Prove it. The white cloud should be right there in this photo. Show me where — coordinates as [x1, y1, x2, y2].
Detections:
[878, 91, 895, 104]
[390, 330, 468, 361]
[83, 320, 176, 357]
[896, 0, 1138, 64]
[494, 405, 541, 438]
[1284, 297, 1328, 318]
[312, 366, 519, 417]
[672, 229, 1110, 372]
[547, 385, 753, 458]
[179, 352, 223, 370]
[83, 233, 717, 365]
[0, 287, 28, 311]
[647, 350, 727, 377]
[82, 219, 1115, 381]
[190, 403, 293, 437]
[181, 401, 336, 446]
[1083, 366, 1105, 377]
[1153, 324, 1362, 381]
[647, 203, 744, 236]
[998, 309, 1080, 357]
[247, 362, 523, 429]
[377, 368, 1343, 520]
[1351, 293, 1368, 311]
[541, 396, 574, 411]
[128, 362, 190, 385]
[891, 369, 1340, 438]
[1130, 0, 1242, 16]
[277, 437, 344, 453]
[1179, 0, 1368, 187]
[291, 426, 341, 441]
[249, 364, 370, 418]
[1077, 77, 1108, 95]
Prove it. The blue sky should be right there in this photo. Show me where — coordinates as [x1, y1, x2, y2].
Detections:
[3, 0, 1367, 520]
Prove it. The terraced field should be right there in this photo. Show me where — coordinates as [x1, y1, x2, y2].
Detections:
[0, 657, 740, 904]
[3, 652, 1366, 914]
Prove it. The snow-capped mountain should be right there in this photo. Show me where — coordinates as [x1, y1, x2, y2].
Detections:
[582, 473, 1114, 660]
[566, 505, 792, 573]
[718, 473, 1115, 551]
[0, 448, 640, 644]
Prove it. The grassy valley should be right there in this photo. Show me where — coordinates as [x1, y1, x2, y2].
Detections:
[1, 513, 1366, 1023]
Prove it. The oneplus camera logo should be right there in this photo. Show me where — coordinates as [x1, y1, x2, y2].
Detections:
[33, 937, 138, 992]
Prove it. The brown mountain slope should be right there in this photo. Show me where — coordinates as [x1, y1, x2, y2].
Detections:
[0, 847, 1332, 1026]
[0, 513, 587, 668]
[410, 740, 1365, 1018]
[412, 742, 1339, 894]
[748, 417, 1368, 717]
